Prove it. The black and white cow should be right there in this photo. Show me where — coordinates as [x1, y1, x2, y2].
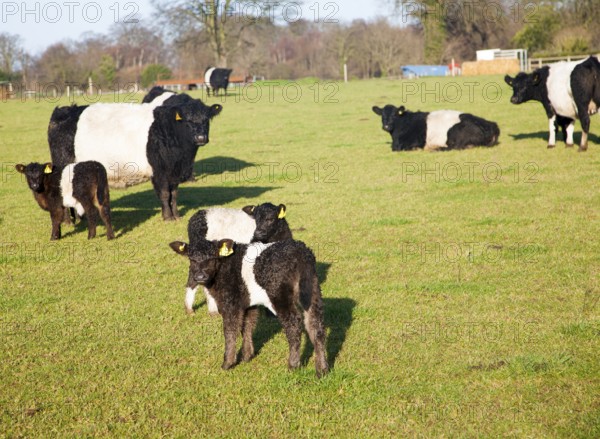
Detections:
[48, 99, 223, 220]
[372, 105, 499, 151]
[17, 161, 115, 240]
[505, 56, 600, 151]
[204, 67, 233, 97]
[185, 203, 293, 314]
[170, 238, 328, 377]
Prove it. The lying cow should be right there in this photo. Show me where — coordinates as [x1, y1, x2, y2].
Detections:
[48, 99, 223, 220]
[204, 67, 233, 97]
[185, 203, 293, 314]
[170, 238, 328, 377]
[372, 105, 499, 151]
[17, 161, 115, 240]
[505, 56, 600, 151]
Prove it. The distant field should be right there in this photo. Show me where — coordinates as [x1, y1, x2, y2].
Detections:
[0, 76, 598, 437]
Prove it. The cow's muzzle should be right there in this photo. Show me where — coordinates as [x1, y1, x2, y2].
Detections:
[195, 134, 208, 145]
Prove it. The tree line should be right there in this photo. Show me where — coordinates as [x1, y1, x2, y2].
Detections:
[1, 0, 598, 89]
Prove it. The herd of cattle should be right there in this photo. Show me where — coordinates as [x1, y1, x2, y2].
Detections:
[373, 55, 600, 152]
[15, 57, 600, 376]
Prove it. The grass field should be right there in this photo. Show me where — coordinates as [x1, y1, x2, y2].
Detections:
[1, 75, 599, 437]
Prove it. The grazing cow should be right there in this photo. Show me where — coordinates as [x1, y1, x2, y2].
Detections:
[48, 99, 223, 220]
[170, 238, 329, 377]
[204, 67, 233, 97]
[372, 105, 499, 151]
[17, 161, 115, 240]
[185, 203, 293, 314]
[505, 56, 600, 151]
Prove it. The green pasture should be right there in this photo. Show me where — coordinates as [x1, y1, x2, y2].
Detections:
[0, 76, 598, 437]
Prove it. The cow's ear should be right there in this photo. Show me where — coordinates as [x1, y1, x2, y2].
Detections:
[44, 163, 53, 174]
[242, 205, 255, 216]
[532, 72, 541, 85]
[169, 241, 189, 256]
[504, 75, 513, 86]
[217, 239, 234, 257]
[15, 164, 26, 174]
[372, 106, 383, 115]
[278, 204, 286, 219]
[210, 104, 223, 118]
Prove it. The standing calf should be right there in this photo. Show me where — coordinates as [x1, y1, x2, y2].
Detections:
[185, 203, 293, 314]
[170, 238, 328, 377]
[17, 161, 115, 240]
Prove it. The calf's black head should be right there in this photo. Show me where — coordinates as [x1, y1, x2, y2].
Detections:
[16, 162, 54, 193]
[243, 203, 291, 242]
[170, 239, 234, 287]
[372, 105, 406, 132]
[504, 69, 546, 104]
[156, 100, 223, 146]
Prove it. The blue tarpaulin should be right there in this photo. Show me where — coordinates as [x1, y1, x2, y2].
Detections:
[402, 65, 449, 78]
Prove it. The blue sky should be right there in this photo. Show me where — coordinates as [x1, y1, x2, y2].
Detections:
[2, 1, 389, 55]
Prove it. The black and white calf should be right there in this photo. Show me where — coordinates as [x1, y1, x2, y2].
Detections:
[204, 67, 233, 97]
[505, 56, 600, 151]
[170, 238, 328, 377]
[17, 161, 115, 240]
[48, 98, 223, 220]
[185, 203, 293, 314]
[372, 105, 499, 151]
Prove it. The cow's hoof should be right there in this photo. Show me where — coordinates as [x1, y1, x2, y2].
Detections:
[565, 143, 574, 148]
[208, 311, 220, 317]
[221, 362, 235, 370]
[185, 307, 195, 315]
[578, 146, 588, 152]
[163, 216, 176, 221]
[547, 144, 556, 149]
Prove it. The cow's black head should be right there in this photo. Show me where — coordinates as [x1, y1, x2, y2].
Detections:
[243, 203, 291, 242]
[16, 162, 54, 193]
[170, 239, 234, 288]
[157, 100, 223, 147]
[505, 70, 545, 104]
[372, 105, 406, 132]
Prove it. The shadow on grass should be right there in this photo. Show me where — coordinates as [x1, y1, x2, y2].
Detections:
[510, 131, 600, 144]
[193, 156, 256, 178]
[111, 185, 275, 237]
[301, 297, 356, 369]
[254, 296, 357, 370]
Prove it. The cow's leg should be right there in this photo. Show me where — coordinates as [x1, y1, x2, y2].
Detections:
[151, 177, 174, 220]
[222, 311, 243, 370]
[50, 209, 62, 240]
[279, 307, 303, 371]
[80, 202, 98, 239]
[577, 106, 591, 152]
[62, 207, 73, 225]
[565, 121, 575, 147]
[241, 308, 258, 362]
[547, 115, 557, 148]
[169, 183, 180, 219]
[98, 204, 115, 240]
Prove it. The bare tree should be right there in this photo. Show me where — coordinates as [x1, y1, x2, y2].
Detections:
[0, 33, 23, 76]
[154, 0, 279, 67]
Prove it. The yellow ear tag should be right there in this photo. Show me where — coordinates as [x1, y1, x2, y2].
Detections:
[278, 207, 286, 219]
[219, 243, 234, 257]
[44, 164, 52, 174]
[179, 243, 186, 252]
[175, 112, 182, 121]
